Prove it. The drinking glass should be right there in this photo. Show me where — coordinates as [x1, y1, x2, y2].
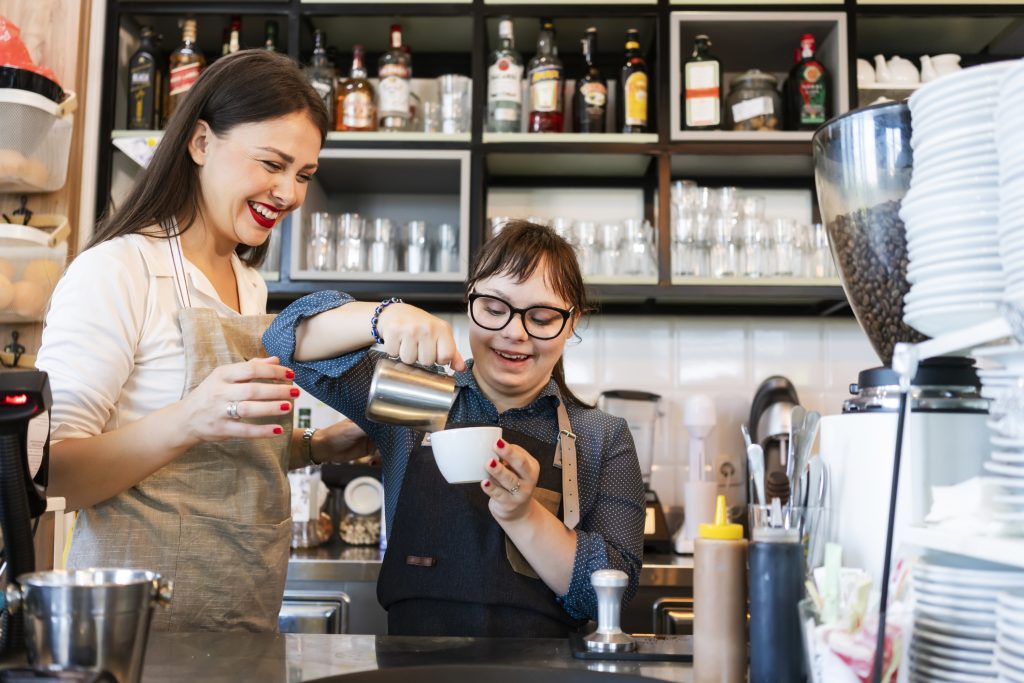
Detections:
[573, 221, 598, 276]
[550, 217, 574, 243]
[598, 222, 622, 276]
[710, 215, 739, 278]
[438, 75, 472, 134]
[421, 101, 442, 134]
[405, 220, 428, 274]
[306, 212, 335, 271]
[336, 213, 364, 272]
[435, 222, 459, 273]
[772, 218, 797, 277]
[367, 218, 394, 273]
[622, 218, 656, 276]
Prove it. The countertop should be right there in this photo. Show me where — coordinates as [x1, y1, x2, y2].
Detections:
[289, 538, 693, 588]
[136, 633, 694, 682]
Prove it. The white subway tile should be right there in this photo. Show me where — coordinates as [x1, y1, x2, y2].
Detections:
[675, 319, 750, 387]
[824, 319, 878, 387]
[751, 320, 825, 388]
[599, 317, 675, 386]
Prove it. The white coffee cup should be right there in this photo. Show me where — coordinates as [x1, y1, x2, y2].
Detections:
[429, 426, 503, 483]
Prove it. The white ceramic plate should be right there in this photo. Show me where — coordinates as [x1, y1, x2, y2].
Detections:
[985, 461, 1024, 478]
[909, 658, 997, 683]
[916, 590, 998, 612]
[909, 62, 1015, 111]
[916, 614, 997, 639]
[917, 602, 998, 624]
[992, 451, 1024, 464]
[905, 290, 1001, 308]
[1000, 633, 1024, 659]
[914, 626, 996, 652]
[909, 648, 997, 675]
[999, 591, 1024, 611]
[908, 248, 1001, 273]
[998, 646, 1024, 674]
[912, 637, 995, 664]
[918, 560, 1024, 586]
[998, 662, 1024, 683]
[907, 275, 1004, 296]
[997, 603, 1024, 629]
[906, 257, 1003, 284]
[904, 303, 1002, 337]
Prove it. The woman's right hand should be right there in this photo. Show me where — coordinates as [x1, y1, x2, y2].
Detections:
[176, 356, 297, 445]
[376, 303, 467, 371]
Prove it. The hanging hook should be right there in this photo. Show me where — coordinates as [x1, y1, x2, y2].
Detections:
[11, 195, 32, 226]
[2, 330, 26, 368]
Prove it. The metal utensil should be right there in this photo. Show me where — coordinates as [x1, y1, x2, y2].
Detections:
[747, 443, 766, 505]
[741, 423, 752, 449]
[791, 410, 821, 509]
[785, 405, 806, 472]
[365, 350, 456, 432]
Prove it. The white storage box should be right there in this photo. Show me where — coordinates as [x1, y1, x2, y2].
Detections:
[0, 218, 70, 322]
[0, 90, 76, 193]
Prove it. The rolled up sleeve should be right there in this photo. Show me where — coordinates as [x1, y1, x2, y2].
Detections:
[558, 418, 645, 620]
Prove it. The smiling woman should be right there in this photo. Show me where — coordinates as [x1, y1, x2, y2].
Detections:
[34, 50, 376, 633]
[263, 220, 646, 639]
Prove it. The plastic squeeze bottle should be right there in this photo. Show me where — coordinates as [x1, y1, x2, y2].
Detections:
[693, 495, 747, 683]
[748, 524, 805, 683]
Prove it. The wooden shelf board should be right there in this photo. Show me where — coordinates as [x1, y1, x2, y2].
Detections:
[326, 132, 470, 143]
[483, 133, 658, 145]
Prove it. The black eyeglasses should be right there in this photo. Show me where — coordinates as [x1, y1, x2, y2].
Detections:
[467, 293, 575, 340]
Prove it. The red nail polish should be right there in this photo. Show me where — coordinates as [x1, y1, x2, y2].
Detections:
[280, 403, 290, 411]
[483, 481, 491, 488]
[285, 370, 295, 379]
[290, 388, 300, 397]
[496, 438, 506, 449]
[273, 426, 283, 435]
[489, 459, 497, 468]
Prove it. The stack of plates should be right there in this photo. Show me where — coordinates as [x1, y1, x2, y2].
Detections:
[971, 343, 1024, 526]
[911, 558, 1024, 682]
[997, 591, 1024, 681]
[996, 61, 1024, 304]
[901, 62, 1015, 337]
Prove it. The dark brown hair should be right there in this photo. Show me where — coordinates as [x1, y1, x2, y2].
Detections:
[89, 50, 329, 267]
[466, 219, 593, 407]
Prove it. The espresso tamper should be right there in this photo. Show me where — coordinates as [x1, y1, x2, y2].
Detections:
[584, 569, 637, 652]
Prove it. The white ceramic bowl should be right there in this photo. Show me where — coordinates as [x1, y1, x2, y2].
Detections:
[429, 426, 502, 483]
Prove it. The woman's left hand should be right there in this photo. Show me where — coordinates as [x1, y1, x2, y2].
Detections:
[482, 438, 540, 523]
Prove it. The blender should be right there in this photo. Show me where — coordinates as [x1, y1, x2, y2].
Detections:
[597, 391, 672, 554]
[812, 102, 990, 581]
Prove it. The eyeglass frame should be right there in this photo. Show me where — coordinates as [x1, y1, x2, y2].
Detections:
[467, 292, 576, 341]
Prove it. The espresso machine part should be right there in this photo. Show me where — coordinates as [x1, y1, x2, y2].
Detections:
[0, 370, 52, 656]
[675, 394, 718, 555]
[747, 376, 800, 507]
[597, 390, 672, 554]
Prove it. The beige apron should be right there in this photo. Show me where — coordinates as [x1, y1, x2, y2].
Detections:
[67, 234, 292, 632]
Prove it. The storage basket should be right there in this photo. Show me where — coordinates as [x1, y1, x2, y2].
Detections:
[0, 217, 70, 323]
[0, 89, 76, 193]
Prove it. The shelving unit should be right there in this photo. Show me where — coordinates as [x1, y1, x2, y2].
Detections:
[92, 1, 1024, 312]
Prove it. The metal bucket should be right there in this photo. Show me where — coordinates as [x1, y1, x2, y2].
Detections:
[365, 351, 456, 432]
[5, 568, 172, 682]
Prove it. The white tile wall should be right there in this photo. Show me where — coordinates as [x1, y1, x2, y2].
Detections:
[297, 313, 879, 513]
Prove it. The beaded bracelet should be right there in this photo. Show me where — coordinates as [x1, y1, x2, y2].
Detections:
[370, 297, 403, 345]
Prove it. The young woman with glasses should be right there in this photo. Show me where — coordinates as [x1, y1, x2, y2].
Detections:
[264, 220, 645, 638]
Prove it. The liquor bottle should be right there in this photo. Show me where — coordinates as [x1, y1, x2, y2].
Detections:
[297, 408, 312, 430]
[487, 16, 524, 133]
[228, 16, 241, 54]
[167, 18, 206, 123]
[573, 27, 606, 134]
[378, 24, 412, 132]
[527, 18, 564, 133]
[263, 21, 278, 52]
[337, 44, 377, 132]
[784, 34, 829, 131]
[620, 28, 648, 134]
[127, 26, 162, 130]
[304, 29, 336, 128]
[683, 34, 721, 130]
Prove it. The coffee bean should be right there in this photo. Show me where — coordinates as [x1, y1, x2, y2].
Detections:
[827, 199, 928, 365]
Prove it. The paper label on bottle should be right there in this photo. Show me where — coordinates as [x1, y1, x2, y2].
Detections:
[580, 81, 607, 109]
[732, 96, 774, 123]
[379, 76, 411, 117]
[644, 506, 657, 535]
[343, 91, 375, 129]
[528, 65, 563, 113]
[288, 471, 317, 523]
[489, 59, 524, 103]
[624, 72, 648, 126]
[685, 61, 720, 126]
[799, 74, 827, 126]
[169, 62, 201, 96]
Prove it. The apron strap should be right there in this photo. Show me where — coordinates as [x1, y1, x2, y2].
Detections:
[164, 219, 193, 310]
[555, 401, 580, 530]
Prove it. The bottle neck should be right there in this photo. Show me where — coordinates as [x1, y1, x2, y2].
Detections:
[351, 54, 366, 78]
[692, 40, 709, 59]
[537, 30, 555, 57]
[390, 30, 403, 51]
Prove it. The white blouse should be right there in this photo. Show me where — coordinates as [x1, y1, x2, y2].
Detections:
[36, 232, 268, 442]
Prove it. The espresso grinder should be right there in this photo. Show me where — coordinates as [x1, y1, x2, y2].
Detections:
[597, 391, 672, 554]
[0, 371, 51, 657]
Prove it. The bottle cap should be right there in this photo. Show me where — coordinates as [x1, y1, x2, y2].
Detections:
[698, 495, 743, 540]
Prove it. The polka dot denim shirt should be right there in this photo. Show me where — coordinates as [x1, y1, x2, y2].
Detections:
[264, 291, 646, 621]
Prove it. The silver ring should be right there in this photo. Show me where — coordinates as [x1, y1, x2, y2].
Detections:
[509, 479, 521, 496]
[226, 401, 239, 420]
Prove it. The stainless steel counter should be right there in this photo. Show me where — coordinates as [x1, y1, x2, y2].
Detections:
[136, 633, 694, 682]
[288, 538, 693, 588]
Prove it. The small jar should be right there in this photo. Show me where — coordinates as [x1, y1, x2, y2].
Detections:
[725, 70, 782, 132]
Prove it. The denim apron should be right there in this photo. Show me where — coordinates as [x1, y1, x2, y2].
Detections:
[377, 398, 584, 637]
